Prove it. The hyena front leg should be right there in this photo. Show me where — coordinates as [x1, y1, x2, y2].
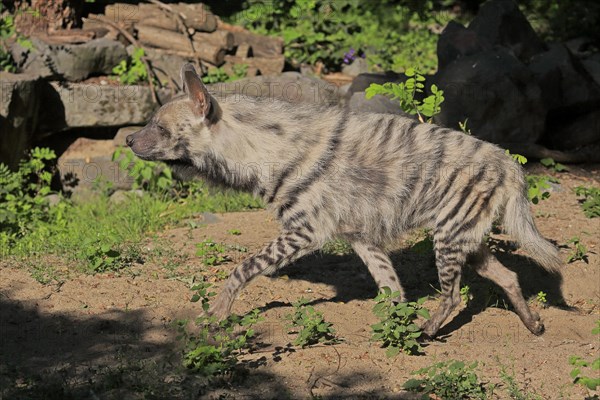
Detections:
[351, 242, 405, 302]
[471, 245, 544, 335]
[421, 239, 466, 337]
[208, 230, 318, 320]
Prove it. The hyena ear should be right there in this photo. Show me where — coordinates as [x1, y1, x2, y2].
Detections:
[180, 63, 211, 117]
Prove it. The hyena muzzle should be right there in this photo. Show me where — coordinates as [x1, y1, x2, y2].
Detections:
[126, 63, 563, 338]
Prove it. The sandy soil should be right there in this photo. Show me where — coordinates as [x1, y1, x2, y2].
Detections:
[1, 165, 599, 399]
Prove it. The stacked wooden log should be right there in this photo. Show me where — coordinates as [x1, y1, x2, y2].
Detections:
[83, 2, 284, 76]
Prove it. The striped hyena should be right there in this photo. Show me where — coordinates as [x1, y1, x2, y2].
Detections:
[126, 63, 562, 337]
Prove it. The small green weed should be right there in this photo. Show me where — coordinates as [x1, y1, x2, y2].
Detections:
[499, 364, 543, 400]
[366, 68, 444, 123]
[566, 236, 589, 263]
[526, 175, 558, 204]
[535, 291, 548, 308]
[112, 47, 148, 85]
[228, 229, 242, 236]
[403, 360, 489, 399]
[79, 237, 141, 273]
[322, 239, 353, 255]
[179, 279, 262, 375]
[574, 186, 600, 219]
[195, 240, 247, 268]
[460, 285, 472, 306]
[569, 320, 600, 392]
[505, 149, 528, 165]
[459, 118, 472, 134]
[286, 298, 339, 347]
[195, 239, 230, 267]
[540, 157, 568, 172]
[371, 287, 429, 357]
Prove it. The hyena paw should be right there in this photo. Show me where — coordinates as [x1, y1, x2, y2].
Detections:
[527, 312, 545, 336]
[420, 320, 439, 339]
[207, 293, 232, 321]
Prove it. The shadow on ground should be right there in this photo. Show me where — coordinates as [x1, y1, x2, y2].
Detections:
[0, 292, 422, 399]
[275, 238, 566, 337]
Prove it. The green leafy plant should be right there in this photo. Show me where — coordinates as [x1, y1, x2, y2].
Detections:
[233, 0, 445, 73]
[365, 68, 444, 123]
[569, 320, 600, 391]
[460, 285, 472, 306]
[526, 175, 558, 204]
[540, 157, 568, 172]
[505, 149, 528, 165]
[0, 13, 33, 72]
[112, 47, 148, 85]
[566, 236, 589, 263]
[499, 364, 543, 400]
[79, 236, 141, 273]
[179, 279, 263, 375]
[195, 239, 230, 266]
[371, 287, 429, 357]
[535, 291, 548, 308]
[286, 298, 339, 347]
[0, 147, 57, 242]
[113, 147, 173, 193]
[459, 118, 472, 135]
[228, 229, 242, 236]
[574, 186, 600, 219]
[403, 360, 489, 399]
[322, 239, 353, 255]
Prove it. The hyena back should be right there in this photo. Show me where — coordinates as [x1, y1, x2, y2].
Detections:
[127, 64, 562, 337]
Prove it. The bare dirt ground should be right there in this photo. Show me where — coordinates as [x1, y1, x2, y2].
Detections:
[1, 165, 599, 400]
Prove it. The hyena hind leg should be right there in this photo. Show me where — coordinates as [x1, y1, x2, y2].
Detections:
[421, 243, 465, 338]
[208, 230, 318, 320]
[471, 245, 544, 336]
[351, 242, 405, 302]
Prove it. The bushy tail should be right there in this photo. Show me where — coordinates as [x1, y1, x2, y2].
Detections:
[503, 193, 563, 273]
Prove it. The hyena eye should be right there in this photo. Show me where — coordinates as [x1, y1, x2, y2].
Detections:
[156, 125, 170, 137]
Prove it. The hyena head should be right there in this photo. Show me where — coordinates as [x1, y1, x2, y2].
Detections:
[126, 63, 220, 162]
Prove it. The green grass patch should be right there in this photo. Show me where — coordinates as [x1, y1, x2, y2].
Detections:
[0, 148, 263, 274]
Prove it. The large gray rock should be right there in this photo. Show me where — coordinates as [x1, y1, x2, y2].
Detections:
[545, 109, 600, 150]
[346, 92, 413, 117]
[437, 21, 490, 69]
[582, 54, 600, 87]
[467, 0, 546, 63]
[11, 37, 128, 81]
[207, 72, 341, 106]
[346, 72, 404, 97]
[433, 49, 545, 144]
[36, 82, 169, 133]
[57, 137, 133, 193]
[438, 0, 545, 68]
[0, 72, 41, 168]
[529, 44, 600, 113]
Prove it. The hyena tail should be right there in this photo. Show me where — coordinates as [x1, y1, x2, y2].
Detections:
[503, 192, 563, 273]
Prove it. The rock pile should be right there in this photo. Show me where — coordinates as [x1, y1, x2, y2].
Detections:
[432, 0, 600, 156]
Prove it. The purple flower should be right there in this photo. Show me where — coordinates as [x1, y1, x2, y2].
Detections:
[343, 48, 357, 64]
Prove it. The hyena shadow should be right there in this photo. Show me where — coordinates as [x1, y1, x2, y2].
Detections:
[276, 239, 566, 336]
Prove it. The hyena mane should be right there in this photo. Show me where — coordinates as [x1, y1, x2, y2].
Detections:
[127, 63, 562, 338]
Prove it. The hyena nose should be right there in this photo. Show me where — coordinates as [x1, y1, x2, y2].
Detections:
[125, 134, 135, 147]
